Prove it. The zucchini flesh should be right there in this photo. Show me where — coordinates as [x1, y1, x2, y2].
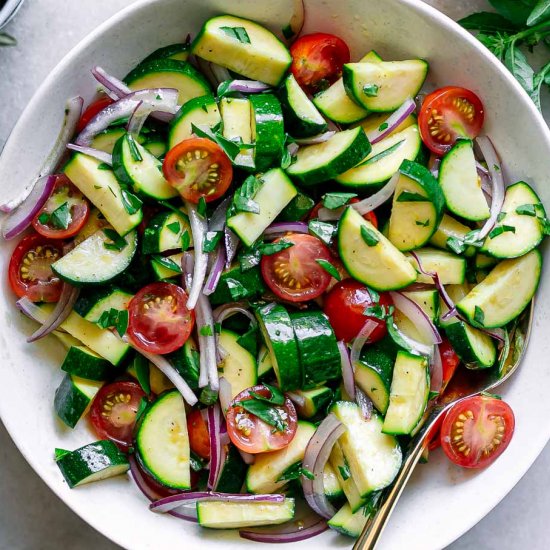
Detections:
[220, 97, 254, 170]
[54, 374, 103, 428]
[250, 93, 285, 172]
[444, 321, 496, 369]
[429, 213, 476, 257]
[61, 346, 111, 381]
[328, 502, 370, 538]
[219, 329, 257, 400]
[407, 247, 466, 285]
[329, 441, 365, 512]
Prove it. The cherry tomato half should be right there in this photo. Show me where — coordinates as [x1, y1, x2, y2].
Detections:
[226, 385, 298, 454]
[323, 279, 392, 343]
[418, 86, 485, 155]
[187, 409, 210, 460]
[163, 138, 233, 203]
[77, 96, 114, 132]
[31, 175, 90, 239]
[260, 233, 333, 303]
[90, 381, 146, 451]
[127, 282, 195, 355]
[290, 33, 350, 93]
[8, 233, 64, 302]
[440, 395, 515, 469]
[440, 337, 460, 392]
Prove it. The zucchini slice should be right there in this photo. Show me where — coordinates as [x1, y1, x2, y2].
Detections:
[335, 125, 421, 190]
[338, 207, 417, 291]
[382, 351, 430, 435]
[210, 264, 266, 305]
[402, 289, 440, 321]
[324, 462, 344, 504]
[439, 139, 490, 221]
[52, 229, 137, 286]
[250, 93, 285, 172]
[91, 128, 126, 154]
[291, 386, 333, 419]
[343, 60, 428, 112]
[329, 441, 365, 512]
[456, 249, 541, 328]
[191, 15, 292, 86]
[142, 209, 192, 254]
[429, 213, 476, 257]
[482, 181, 546, 259]
[142, 43, 190, 63]
[219, 329, 258, 400]
[329, 502, 371, 538]
[286, 127, 371, 186]
[407, 247, 466, 285]
[54, 374, 103, 428]
[74, 286, 133, 323]
[220, 97, 255, 170]
[257, 345, 274, 380]
[444, 321, 496, 369]
[136, 390, 191, 490]
[388, 159, 445, 251]
[61, 346, 112, 381]
[214, 445, 247, 493]
[357, 112, 416, 137]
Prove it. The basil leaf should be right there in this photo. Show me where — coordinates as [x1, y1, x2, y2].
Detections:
[133, 354, 151, 395]
[240, 400, 287, 432]
[135, 396, 149, 424]
[497, 211, 507, 222]
[115, 309, 129, 337]
[181, 230, 191, 251]
[151, 255, 183, 274]
[488, 0, 536, 25]
[197, 196, 207, 218]
[191, 123, 241, 161]
[229, 175, 262, 215]
[50, 202, 72, 230]
[127, 135, 143, 162]
[103, 229, 127, 251]
[396, 190, 428, 202]
[225, 278, 249, 300]
[378, 122, 389, 131]
[200, 325, 213, 336]
[308, 219, 337, 246]
[474, 305, 485, 326]
[505, 46, 535, 99]
[515, 203, 538, 216]
[363, 83, 379, 97]
[358, 139, 404, 167]
[488, 224, 516, 238]
[220, 26, 251, 44]
[527, 0, 550, 25]
[447, 236, 467, 255]
[38, 212, 50, 225]
[203, 231, 222, 253]
[239, 247, 262, 271]
[458, 11, 521, 32]
[190, 450, 205, 472]
[415, 219, 430, 227]
[360, 225, 379, 247]
[316, 259, 341, 280]
[250, 383, 285, 406]
[259, 239, 293, 256]
[167, 221, 181, 234]
[322, 192, 357, 210]
[120, 188, 143, 215]
[363, 304, 389, 320]
[277, 461, 303, 482]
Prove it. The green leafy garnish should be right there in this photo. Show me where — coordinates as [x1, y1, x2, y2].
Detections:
[97, 308, 129, 337]
[200, 325, 213, 336]
[38, 212, 50, 225]
[360, 225, 379, 247]
[259, 239, 293, 256]
[190, 450, 206, 472]
[378, 122, 389, 131]
[203, 231, 222, 253]
[277, 462, 315, 482]
[237, 325, 259, 357]
[282, 24, 294, 39]
[197, 196, 207, 218]
[220, 26, 251, 44]
[181, 230, 191, 251]
[135, 396, 149, 424]
[474, 305, 485, 326]
[50, 202, 72, 230]
[229, 175, 262, 215]
[249, 383, 285, 406]
[240, 399, 287, 432]
[415, 219, 430, 227]
[103, 228, 128, 251]
[120, 188, 143, 215]
[488, 224, 516, 238]
[151, 255, 182, 274]
[225, 278, 249, 300]
[127, 135, 143, 162]
[308, 219, 337, 246]
[167, 221, 181, 234]
[322, 192, 357, 210]
[97, 162, 111, 171]
[358, 140, 404, 167]
[191, 123, 242, 161]
[316, 259, 341, 280]
[363, 83, 379, 97]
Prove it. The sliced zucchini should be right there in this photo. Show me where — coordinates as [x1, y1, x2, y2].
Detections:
[286, 127, 371, 186]
[382, 351, 430, 435]
[220, 97, 254, 170]
[331, 401, 402, 496]
[168, 95, 221, 149]
[61, 346, 112, 381]
[438, 283, 470, 327]
[227, 168, 297, 247]
[246, 421, 315, 493]
[277, 191, 315, 222]
[482, 181, 546, 258]
[444, 321, 496, 369]
[210, 264, 266, 305]
[407, 247, 466, 285]
[136, 390, 190, 489]
[439, 139, 490, 221]
[429, 214, 476, 257]
[324, 461, 344, 504]
[91, 128, 126, 154]
[219, 329, 257, 400]
[257, 345, 274, 380]
[143, 139, 167, 158]
[150, 252, 184, 280]
[335, 125, 421, 190]
[64, 154, 143, 236]
[197, 498, 295, 529]
[56, 440, 129, 488]
[191, 15, 292, 86]
[142, 43, 190, 63]
[255, 303, 301, 391]
[388, 159, 445, 251]
[456, 249, 541, 328]
[291, 386, 333, 419]
[402, 289, 440, 321]
[125, 58, 211, 105]
[338, 207, 417, 291]
[290, 311, 340, 388]
[74, 208, 110, 245]
[74, 286, 133, 323]
[250, 94, 285, 172]
[54, 331, 83, 350]
[165, 336, 200, 390]
[329, 441, 365, 512]
[52, 229, 137, 286]
[357, 112, 416, 137]
[112, 134, 177, 200]
[475, 253, 498, 270]
[313, 51, 382, 124]
[54, 374, 103, 428]
[279, 73, 327, 138]
[329, 502, 370, 538]
[214, 445, 247, 493]
[142, 209, 192, 254]
[343, 60, 428, 112]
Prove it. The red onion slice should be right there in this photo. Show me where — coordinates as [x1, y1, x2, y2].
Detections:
[430, 344, 443, 394]
[209, 63, 231, 85]
[355, 387, 374, 420]
[263, 221, 309, 238]
[390, 291, 442, 345]
[391, 321, 433, 357]
[16, 297, 51, 324]
[220, 79, 271, 94]
[197, 294, 218, 390]
[213, 303, 257, 326]
[353, 170, 401, 216]
[66, 144, 113, 165]
[366, 98, 416, 145]
[2, 174, 56, 239]
[338, 341, 356, 400]
[128, 455, 166, 503]
[301, 413, 346, 519]
[295, 131, 335, 145]
[203, 245, 226, 296]
[91, 66, 132, 100]
[224, 227, 240, 268]
[286, 391, 306, 408]
[240, 511, 327, 543]
[207, 404, 224, 490]
[185, 201, 209, 310]
[209, 196, 231, 232]
[350, 319, 378, 367]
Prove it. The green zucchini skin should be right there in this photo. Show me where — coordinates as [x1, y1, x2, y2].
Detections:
[250, 94, 285, 172]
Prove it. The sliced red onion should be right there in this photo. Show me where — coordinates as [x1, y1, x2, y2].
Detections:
[338, 341, 356, 400]
[184, 201, 209, 310]
[355, 387, 373, 420]
[286, 391, 306, 408]
[207, 403, 224, 490]
[429, 157, 441, 178]
[366, 98, 416, 145]
[391, 322, 433, 357]
[430, 344, 443, 394]
[301, 413, 345, 519]
[220, 79, 272, 94]
[75, 88, 179, 146]
[27, 283, 79, 342]
[240, 518, 328, 543]
[390, 291, 442, 345]
[128, 455, 165, 503]
[197, 294, 218, 390]
[209, 196, 231, 232]
[91, 66, 131, 100]
[209, 63, 231, 85]
[203, 245, 226, 296]
[2, 174, 56, 239]
[353, 170, 401, 216]
[195, 57, 219, 88]
[295, 131, 335, 145]
[475, 136, 506, 241]
[263, 221, 309, 238]
[213, 303, 257, 326]
[66, 144, 113, 165]
[317, 205, 346, 222]
[224, 227, 240, 268]
[287, 142, 299, 158]
[16, 297, 51, 324]
[279, 0, 305, 43]
[350, 319, 378, 367]
[0, 96, 82, 214]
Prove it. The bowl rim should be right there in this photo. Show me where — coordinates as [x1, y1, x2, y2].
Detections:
[1, 1, 550, 549]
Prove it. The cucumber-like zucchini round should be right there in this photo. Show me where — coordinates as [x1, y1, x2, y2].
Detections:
[250, 93, 285, 172]
[142, 43, 190, 64]
[54, 374, 103, 428]
[60, 346, 112, 381]
[142, 209, 192, 254]
[444, 321, 496, 369]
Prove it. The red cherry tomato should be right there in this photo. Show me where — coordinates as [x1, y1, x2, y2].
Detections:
[31, 175, 90, 239]
[77, 96, 114, 132]
[187, 409, 210, 460]
[418, 86, 485, 155]
[127, 282, 195, 355]
[309, 198, 378, 228]
[290, 33, 350, 93]
[90, 381, 146, 451]
[439, 338, 460, 392]
[163, 138, 233, 203]
[226, 385, 298, 454]
[8, 233, 64, 302]
[323, 279, 392, 343]
[260, 233, 333, 303]
[440, 395, 515, 469]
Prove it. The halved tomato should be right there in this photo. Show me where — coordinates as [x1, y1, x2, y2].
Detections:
[163, 138, 233, 203]
[32, 175, 90, 239]
[187, 409, 210, 460]
[77, 96, 114, 132]
[440, 395, 514, 469]
[226, 385, 297, 454]
[127, 282, 195, 354]
[260, 233, 333, 303]
[8, 233, 64, 302]
[418, 86, 484, 155]
[440, 338, 460, 392]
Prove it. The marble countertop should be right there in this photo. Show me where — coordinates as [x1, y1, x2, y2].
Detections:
[1, 1, 549, 549]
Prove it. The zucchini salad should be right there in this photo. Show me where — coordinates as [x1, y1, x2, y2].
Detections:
[2, 11, 548, 543]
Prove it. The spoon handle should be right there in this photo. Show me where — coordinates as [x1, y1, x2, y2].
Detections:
[353, 406, 446, 550]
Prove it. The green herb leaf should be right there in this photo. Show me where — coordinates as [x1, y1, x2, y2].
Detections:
[250, 383, 285, 406]
[38, 212, 50, 225]
[527, 0, 550, 26]
[197, 196, 207, 218]
[316, 259, 341, 280]
[97, 308, 128, 337]
[103, 228, 128, 251]
[367, 287, 380, 302]
[190, 450, 205, 472]
[225, 278, 249, 300]
[378, 122, 389, 131]
[308, 219, 336, 246]
[191, 123, 241, 161]
[127, 135, 143, 162]
[338, 459, 351, 481]
[277, 461, 304, 482]
[50, 202, 72, 230]
[358, 139, 405, 167]
[282, 24, 294, 39]
[133, 354, 151, 395]
[199, 386, 219, 406]
[115, 310, 129, 337]
[488, 0, 534, 25]
[229, 175, 262, 215]
[322, 192, 357, 210]
[181, 230, 191, 251]
[458, 12, 521, 32]
[167, 221, 181, 234]
[203, 231, 222, 253]
[120, 188, 143, 215]
[259, 239, 293, 256]
[396, 190, 428, 202]
[363, 304, 390, 320]
[360, 225, 379, 247]
[237, 325, 258, 357]
[200, 325, 213, 336]
[220, 26, 251, 44]
[363, 83, 379, 97]
[515, 203, 544, 217]
[488, 224, 516, 238]
[446, 236, 467, 255]
[415, 219, 430, 227]
[474, 305, 485, 326]
[135, 396, 149, 424]
[97, 162, 111, 171]
[240, 399, 287, 432]
[152, 254, 182, 274]
[238, 247, 262, 271]
[497, 211, 507, 222]
[504, 46, 535, 98]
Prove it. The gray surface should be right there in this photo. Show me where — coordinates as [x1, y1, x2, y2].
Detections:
[0, 1, 549, 549]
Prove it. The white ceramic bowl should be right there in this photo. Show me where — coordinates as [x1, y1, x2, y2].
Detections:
[1, 0, 549, 548]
